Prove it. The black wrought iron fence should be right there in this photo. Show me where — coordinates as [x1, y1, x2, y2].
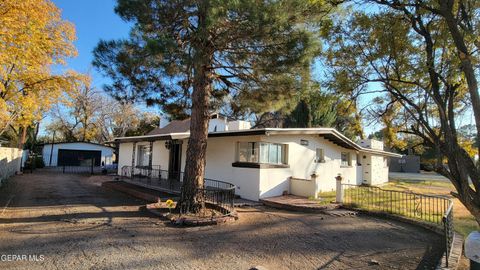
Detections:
[340, 184, 454, 266]
[120, 165, 235, 215]
[44, 159, 117, 175]
[443, 203, 454, 267]
[202, 178, 236, 215]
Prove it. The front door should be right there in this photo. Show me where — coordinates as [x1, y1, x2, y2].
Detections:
[168, 141, 182, 181]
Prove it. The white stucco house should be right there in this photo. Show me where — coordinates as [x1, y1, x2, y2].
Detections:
[113, 115, 401, 201]
[42, 142, 114, 167]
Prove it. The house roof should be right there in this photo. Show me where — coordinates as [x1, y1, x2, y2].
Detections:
[112, 127, 401, 157]
[147, 113, 233, 136]
[147, 119, 191, 135]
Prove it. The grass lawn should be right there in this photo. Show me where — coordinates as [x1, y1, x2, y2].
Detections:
[383, 179, 478, 237]
[312, 190, 336, 205]
[316, 178, 478, 236]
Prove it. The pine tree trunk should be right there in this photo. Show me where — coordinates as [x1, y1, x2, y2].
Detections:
[178, 76, 211, 213]
[177, 1, 212, 214]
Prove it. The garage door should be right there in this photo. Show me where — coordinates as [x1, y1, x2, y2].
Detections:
[57, 149, 101, 166]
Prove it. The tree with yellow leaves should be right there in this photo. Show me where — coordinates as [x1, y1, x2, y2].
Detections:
[0, 0, 80, 148]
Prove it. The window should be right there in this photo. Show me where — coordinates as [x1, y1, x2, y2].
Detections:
[237, 142, 287, 165]
[137, 145, 151, 167]
[260, 143, 286, 164]
[315, 148, 325, 163]
[341, 152, 351, 167]
[237, 142, 259, 163]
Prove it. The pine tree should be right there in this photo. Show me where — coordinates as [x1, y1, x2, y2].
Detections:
[93, 0, 329, 213]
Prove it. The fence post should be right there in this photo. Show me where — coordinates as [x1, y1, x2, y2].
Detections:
[311, 174, 319, 199]
[91, 158, 94, 175]
[335, 174, 343, 203]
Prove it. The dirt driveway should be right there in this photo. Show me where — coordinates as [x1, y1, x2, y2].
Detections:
[0, 171, 443, 270]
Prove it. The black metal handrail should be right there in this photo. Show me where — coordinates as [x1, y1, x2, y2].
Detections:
[442, 202, 454, 267]
[120, 165, 236, 215]
[340, 183, 454, 266]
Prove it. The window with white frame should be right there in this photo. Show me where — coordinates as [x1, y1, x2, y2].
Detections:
[137, 145, 151, 167]
[315, 148, 325, 163]
[237, 142, 287, 165]
[237, 142, 259, 163]
[341, 152, 351, 167]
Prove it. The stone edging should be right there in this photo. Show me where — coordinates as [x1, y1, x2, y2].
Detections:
[259, 199, 340, 213]
[342, 206, 463, 270]
[146, 202, 238, 226]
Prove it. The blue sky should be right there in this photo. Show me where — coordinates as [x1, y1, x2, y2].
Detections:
[52, 0, 131, 88]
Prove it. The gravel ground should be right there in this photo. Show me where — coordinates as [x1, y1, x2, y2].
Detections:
[0, 171, 444, 270]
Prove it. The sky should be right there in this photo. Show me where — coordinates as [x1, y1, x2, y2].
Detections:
[39, 0, 135, 135]
[52, 0, 131, 88]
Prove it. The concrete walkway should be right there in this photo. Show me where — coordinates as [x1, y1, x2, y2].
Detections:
[259, 195, 357, 216]
[389, 172, 449, 182]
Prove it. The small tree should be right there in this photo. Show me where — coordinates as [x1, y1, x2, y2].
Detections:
[93, 0, 330, 213]
[0, 0, 80, 147]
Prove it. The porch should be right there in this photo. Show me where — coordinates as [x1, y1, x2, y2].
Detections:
[120, 165, 183, 194]
[119, 165, 236, 215]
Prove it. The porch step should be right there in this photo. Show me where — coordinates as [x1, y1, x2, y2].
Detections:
[260, 195, 341, 213]
[323, 209, 358, 217]
[234, 198, 263, 207]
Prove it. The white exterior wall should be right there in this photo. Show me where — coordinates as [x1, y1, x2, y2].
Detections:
[360, 154, 372, 184]
[290, 178, 316, 198]
[117, 142, 134, 175]
[181, 139, 188, 171]
[208, 118, 227, 132]
[118, 141, 171, 174]
[0, 147, 23, 185]
[358, 139, 384, 150]
[42, 143, 114, 167]
[116, 134, 391, 201]
[227, 120, 251, 131]
[370, 155, 389, 185]
[204, 136, 262, 201]
[152, 141, 169, 170]
[359, 153, 389, 185]
[255, 134, 359, 199]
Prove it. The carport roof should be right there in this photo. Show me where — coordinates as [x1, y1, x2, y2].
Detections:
[39, 141, 114, 149]
[112, 127, 401, 157]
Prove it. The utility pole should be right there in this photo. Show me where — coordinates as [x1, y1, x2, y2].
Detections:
[49, 131, 56, 166]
